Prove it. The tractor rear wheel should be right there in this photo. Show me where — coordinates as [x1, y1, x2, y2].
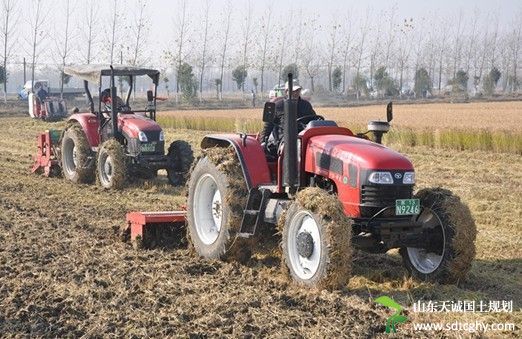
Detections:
[166, 140, 194, 186]
[97, 139, 127, 189]
[281, 187, 352, 290]
[400, 188, 476, 283]
[186, 147, 250, 263]
[61, 124, 94, 183]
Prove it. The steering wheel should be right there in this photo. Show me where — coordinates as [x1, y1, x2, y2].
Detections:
[296, 115, 324, 130]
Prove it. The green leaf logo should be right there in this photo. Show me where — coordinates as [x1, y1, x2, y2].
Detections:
[374, 296, 408, 333]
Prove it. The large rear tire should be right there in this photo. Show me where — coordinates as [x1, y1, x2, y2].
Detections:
[61, 124, 94, 184]
[281, 187, 352, 290]
[186, 147, 250, 263]
[400, 188, 476, 283]
[97, 139, 127, 189]
[166, 140, 194, 186]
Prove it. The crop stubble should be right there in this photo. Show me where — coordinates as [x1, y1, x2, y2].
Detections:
[0, 115, 520, 337]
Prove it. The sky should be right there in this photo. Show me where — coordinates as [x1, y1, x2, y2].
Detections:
[5, 0, 522, 92]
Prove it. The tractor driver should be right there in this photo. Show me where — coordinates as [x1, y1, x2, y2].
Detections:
[260, 81, 316, 156]
[101, 88, 131, 113]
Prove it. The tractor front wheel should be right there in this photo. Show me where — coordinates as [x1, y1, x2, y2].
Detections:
[281, 187, 352, 290]
[186, 147, 250, 263]
[400, 188, 476, 283]
[61, 124, 94, 183]
[97, 139, 127, 189]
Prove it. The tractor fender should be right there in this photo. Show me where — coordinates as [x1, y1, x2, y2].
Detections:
[201, 134, 272, 190]
[67, 113, 100, 148]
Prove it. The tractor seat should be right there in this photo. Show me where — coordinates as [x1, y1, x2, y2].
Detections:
[306, 120, 338, 128]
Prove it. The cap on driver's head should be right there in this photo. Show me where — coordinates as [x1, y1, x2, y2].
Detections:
[285, 80, 302, 91]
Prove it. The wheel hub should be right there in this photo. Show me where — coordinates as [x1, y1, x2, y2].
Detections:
[407, 207, 445, 274]
[194, 174, 222, 245]
[72, 145, 78, 167]
[104, 156, 113, 177]
[296, 232, 314, 258]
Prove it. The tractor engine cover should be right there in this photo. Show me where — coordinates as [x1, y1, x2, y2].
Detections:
[304, 134, 414, 218]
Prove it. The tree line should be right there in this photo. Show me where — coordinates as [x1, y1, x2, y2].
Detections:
[1, 0, 521, 103]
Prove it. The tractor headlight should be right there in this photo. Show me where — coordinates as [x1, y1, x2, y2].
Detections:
[403, 171, 415, 184]
[159, 131, 165, 142]
[368, 171, 394, 184]
[138, 131, 148, 142]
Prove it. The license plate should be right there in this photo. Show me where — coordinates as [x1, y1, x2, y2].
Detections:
[395, 199, 420, 216]
[141, 142, 156, 153]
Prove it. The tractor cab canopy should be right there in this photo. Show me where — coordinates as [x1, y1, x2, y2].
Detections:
[63, 64, 160, 85]
[63, 64, 160, 117]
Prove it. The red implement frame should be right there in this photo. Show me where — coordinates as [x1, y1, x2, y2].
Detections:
[125, 211, 186, 243]
[31, 131, 59, 176]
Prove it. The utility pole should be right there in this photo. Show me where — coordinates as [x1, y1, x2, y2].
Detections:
[23, 57, 26, 83]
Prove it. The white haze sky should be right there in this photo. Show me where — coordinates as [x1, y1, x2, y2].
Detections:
[149, 0, 521, 57]
[15, 0, 521, 65]
[6, 0, 521, 91]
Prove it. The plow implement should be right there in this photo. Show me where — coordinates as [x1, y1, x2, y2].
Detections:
[124, 211, 186, 249]
[31, 129, 62, 177]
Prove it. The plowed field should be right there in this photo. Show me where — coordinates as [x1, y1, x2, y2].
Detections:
[0, 109, 520, 337]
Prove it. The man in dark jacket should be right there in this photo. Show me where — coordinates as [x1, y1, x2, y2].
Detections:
[260, 81, 316, 153]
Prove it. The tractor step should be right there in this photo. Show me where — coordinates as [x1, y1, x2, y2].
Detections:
[238, 188, 271, 238]
[125, 211, 186, 248]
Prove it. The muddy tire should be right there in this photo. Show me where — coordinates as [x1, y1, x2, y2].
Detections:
[96, 139, 127, 189]
[61, 124, 95, 183]
[166, 140, 194, 186]
[186, 147, 250, 263]
[400, 187, 476, 284]
[281, 187, 352, 290]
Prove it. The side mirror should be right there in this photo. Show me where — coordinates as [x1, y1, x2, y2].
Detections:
[386, 102, 393, 122]
[263, 101, 276, 123]
[147, 90, 154, 102]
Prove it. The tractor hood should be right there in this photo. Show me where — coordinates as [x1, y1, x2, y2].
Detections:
[307, 134, 413, 171]
[118, 114, 162, 139]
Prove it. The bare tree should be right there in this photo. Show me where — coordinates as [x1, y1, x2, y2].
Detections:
[368, 26, 382, 92]
[292, 7, 304, 65]
[326, 16, 340, 92]
[383, 4, 398, 68]
[256, 3, 272, 94]
[197, 0, 210, 100]
[239, 0, 254, 92]
[301, 18, 321, 93]
[57, 0, 73, 99]
[488, 13, 500, 70]
[450, 11, 464, 79]
[84, 0, 98, 64]
[130, 0, 149, 66]
[109, 0, 119, 64]
[275, 11, 292, 85]
[217, 0, 232, 100]
[28, 0, 48, 94]
[475, 16, 491, 87]
[435, 19, 450, 92]
[171, 0, 189, 103]
[507, 10, 522, 92]
[464, 7, 479, 76]
[395, 18, 414, 95]
[353, 8, 370, 100]
[424, 22, 438, 88]
[339, 11, 353, 93]
[0, 0, 18, 102]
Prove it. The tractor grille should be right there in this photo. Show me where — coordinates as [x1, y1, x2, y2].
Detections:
[360, 184, 413, 218]
[144, 131, 161, 141]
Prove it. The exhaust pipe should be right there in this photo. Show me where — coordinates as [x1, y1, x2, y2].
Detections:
[110, 65, 119, 140]
[283, 73, 298, 189]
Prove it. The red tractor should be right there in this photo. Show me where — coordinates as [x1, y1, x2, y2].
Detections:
[186, 74, 476, 289]
[56, 65, 193, 189]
